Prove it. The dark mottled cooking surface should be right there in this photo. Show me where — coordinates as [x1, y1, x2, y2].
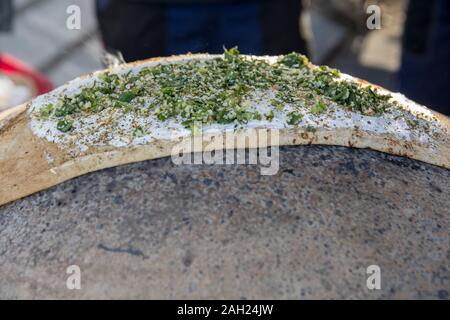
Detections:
[0, 145, 449, 299]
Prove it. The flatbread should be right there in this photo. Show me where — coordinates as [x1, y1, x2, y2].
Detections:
[0, 53, 449, 206]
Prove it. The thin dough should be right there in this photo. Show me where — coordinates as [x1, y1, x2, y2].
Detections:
[0, 54, 449, 207]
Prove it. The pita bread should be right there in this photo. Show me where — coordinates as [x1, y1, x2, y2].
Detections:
[0, 53, 448, 206]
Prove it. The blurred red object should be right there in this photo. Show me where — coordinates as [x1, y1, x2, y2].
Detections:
[0, 53, 53, 95]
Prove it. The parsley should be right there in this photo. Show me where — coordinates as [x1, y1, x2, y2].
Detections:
[39, 47, 393, 133]
[54, 103, 76, 117]
[287, 112, 303, 125]
[133, 127, 144, 137]
[281, 52, 309, 68]
[224, 46, 240, 61]
[265, 110, 275, 121]
[57, 119, 73, 132]
[40, 104, 54, 118]
[311, 100, 326, 114]
[119, 91, 136, 103]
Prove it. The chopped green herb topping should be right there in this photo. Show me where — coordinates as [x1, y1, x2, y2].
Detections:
[287, 112, 303, 125]
[133, 127, 144, 137]
[39, 103, 54, 119]
[57, 119, 73, 132]
[311, 100, 327, 115]
[281, 52, 309, 68]
[306, 125, 317, 133]
[37, 47, 393, 133]
[265, 110, 275, 121]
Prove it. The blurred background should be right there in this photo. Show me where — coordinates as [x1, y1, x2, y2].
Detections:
[0, 0, 448, 115]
